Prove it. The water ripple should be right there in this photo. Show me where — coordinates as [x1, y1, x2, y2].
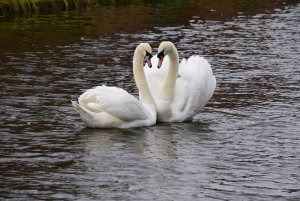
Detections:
[1, 3, 299, 201]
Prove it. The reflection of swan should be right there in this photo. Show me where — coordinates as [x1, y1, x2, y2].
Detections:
[72, 43, 156, 128]
[144, 41, 216, 122]
[76, 122, 212, 166]
[73, 122, 212, 195]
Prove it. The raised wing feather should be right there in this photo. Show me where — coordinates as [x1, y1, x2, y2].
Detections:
[174, 56, 216, 117]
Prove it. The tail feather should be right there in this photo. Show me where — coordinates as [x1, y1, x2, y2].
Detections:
[71, 101, 94, 124]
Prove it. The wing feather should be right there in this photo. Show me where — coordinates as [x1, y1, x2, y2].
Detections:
[79, 85, 149, 122]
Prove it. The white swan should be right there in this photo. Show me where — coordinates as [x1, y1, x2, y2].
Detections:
[144, 41, 216, 122]
[72, 43, 156, 128]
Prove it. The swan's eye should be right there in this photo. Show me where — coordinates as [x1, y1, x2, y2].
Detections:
[145, 51, 152, 59]
[157, 50, 164, 59]
[157, 50, 165, 69]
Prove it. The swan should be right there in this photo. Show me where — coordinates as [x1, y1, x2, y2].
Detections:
[72, 43, 157, 128]
[144, 41, 216, 122]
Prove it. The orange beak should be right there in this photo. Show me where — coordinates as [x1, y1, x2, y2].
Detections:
[147, 59, 152, 68]
[157, 56, 164, 69]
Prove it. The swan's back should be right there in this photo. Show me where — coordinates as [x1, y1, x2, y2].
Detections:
[73, 85, 154, 128]
[79, 85, 149, 121]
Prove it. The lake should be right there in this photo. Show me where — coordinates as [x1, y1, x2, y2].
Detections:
[0, 1, 299, 200]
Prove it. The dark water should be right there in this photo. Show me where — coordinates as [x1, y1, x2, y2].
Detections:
[1, 1, 300, 200]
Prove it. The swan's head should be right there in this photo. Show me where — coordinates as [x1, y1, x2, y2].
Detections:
[157, 41, 175, 69]
[136, 43, 153, 68]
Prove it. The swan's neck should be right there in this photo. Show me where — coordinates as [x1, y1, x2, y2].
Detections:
[159, 49, 179, 101]
[133, 51, 155, 109]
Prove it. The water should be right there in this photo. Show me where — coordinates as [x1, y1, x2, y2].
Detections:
[1, 1, 300, 200]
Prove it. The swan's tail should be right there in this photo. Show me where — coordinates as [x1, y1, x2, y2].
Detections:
[71, 101, 94, 126]
[71, 100, 81, 112]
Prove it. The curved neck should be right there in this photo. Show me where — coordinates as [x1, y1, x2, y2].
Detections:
[159, 47, 179, 100]
[133, 50, 155, 108]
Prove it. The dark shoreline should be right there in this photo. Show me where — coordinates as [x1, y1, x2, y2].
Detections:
[1, 0, 298, 19]
[1, 0, 97, 18]
[0, 0, 150, 18]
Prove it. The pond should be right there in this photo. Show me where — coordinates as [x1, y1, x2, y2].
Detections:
[0, 1, 299, 200]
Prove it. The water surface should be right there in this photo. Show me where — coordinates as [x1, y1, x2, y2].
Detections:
[0, 1, 299, 200]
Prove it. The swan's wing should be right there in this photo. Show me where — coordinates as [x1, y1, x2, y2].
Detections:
[174, 56, 216, 117]
[143, 55, 170, 99]
[144, 54, 216, 119]
[79, 85, 149, 122]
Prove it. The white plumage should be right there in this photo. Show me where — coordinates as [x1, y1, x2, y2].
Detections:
[72, 43, 156, 128]
[144, 41, 216, 122]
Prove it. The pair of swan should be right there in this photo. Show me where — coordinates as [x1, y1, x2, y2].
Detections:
[72, 42, 216, 128]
